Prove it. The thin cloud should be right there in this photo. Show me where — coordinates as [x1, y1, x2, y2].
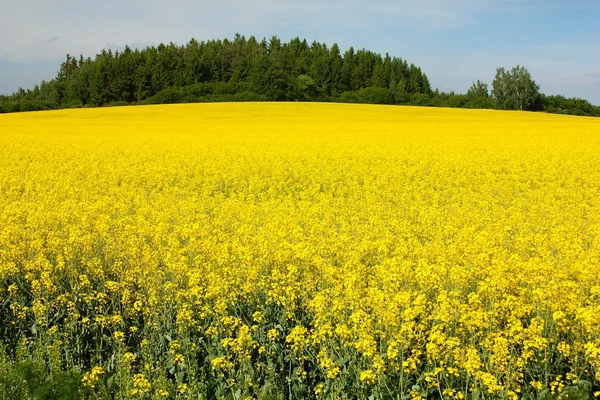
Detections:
[104, 42, 156, 52]
[0, 0, 598, 104]
[580, 69, 600, 79]
[0, 0, 538, 61]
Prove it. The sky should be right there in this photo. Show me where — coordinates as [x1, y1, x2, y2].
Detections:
[1, 0, 599, 104]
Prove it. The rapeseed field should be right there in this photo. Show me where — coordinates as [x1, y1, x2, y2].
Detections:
[1, 103, 600, 399]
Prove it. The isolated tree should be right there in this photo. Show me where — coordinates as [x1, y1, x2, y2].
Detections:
[491, 65, 540, 111]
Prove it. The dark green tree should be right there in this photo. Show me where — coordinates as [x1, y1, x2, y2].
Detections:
[2, 34, 598, 116]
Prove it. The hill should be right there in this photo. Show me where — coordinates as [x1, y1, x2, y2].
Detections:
[0, 34, 598, 117]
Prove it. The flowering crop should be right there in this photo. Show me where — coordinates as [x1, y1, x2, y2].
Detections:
[1, 103, 600, 399]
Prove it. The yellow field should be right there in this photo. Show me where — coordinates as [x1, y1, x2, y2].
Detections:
[1, 103, 600, 399]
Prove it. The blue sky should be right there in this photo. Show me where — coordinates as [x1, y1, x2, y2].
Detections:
[1, 0, 599, 104]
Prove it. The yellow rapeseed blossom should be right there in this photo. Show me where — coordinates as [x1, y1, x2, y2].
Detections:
[360, 369, 377, 385]
[131, 374, 151, 396]
[1, 103, 600, 398]
[122, 352, 136, 363]
[81, 366, 104, 389]
[267, 329, 279, 341]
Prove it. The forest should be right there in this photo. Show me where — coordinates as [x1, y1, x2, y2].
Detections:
[0, 34, 598, 117]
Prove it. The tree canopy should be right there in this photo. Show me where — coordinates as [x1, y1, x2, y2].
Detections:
[0, 35, 430, 109]
[0, 35, 598, 117]
[492, 66, 540, 111]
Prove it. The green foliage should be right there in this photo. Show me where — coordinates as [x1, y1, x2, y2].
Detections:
[465, 81, 495, 109]
[0, 344, 86, 400]
[147, 87, 184, 104]
[338, 87, 394, 105]
[1, 36, 598, 117]
[467, 80, 489, 99]
[0, 100, 59, 113]
[290, 74, 320, 101]
[409, 92, 434, 106]
[2, 34, 429, 110]
[141, 85, 267, 105]
[540, 94, 600, 117]
[492, 65, 540, 111]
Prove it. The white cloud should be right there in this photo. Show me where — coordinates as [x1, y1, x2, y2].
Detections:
[417, 36, 600, 104]
[0, 0, 598, 104]
[0, 0, 534, 61]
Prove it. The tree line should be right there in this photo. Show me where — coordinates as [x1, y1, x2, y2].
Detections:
[0, 34, 598, 117]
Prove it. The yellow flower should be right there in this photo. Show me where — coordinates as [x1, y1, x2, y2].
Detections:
[82, 366, 104, 389]
[113, 331, 125, 344]
[530, 381, 543, 391]
[267, 329, 279, 341]
[178, 383, 188, 395]
[7, 284, 18, 295]
[286, 326, 309, 354]
[252, 311, 264, 323]
[3, 102, 600, 398]
[360, 369, 376, 385]
[315, 383, 325, 397]
[131, 374, 151, 396]
[211, 356, 229, 369]
[122, 352, 136, 363]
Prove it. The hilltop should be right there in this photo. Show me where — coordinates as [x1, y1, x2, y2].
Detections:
[0, 34, 598, 117]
